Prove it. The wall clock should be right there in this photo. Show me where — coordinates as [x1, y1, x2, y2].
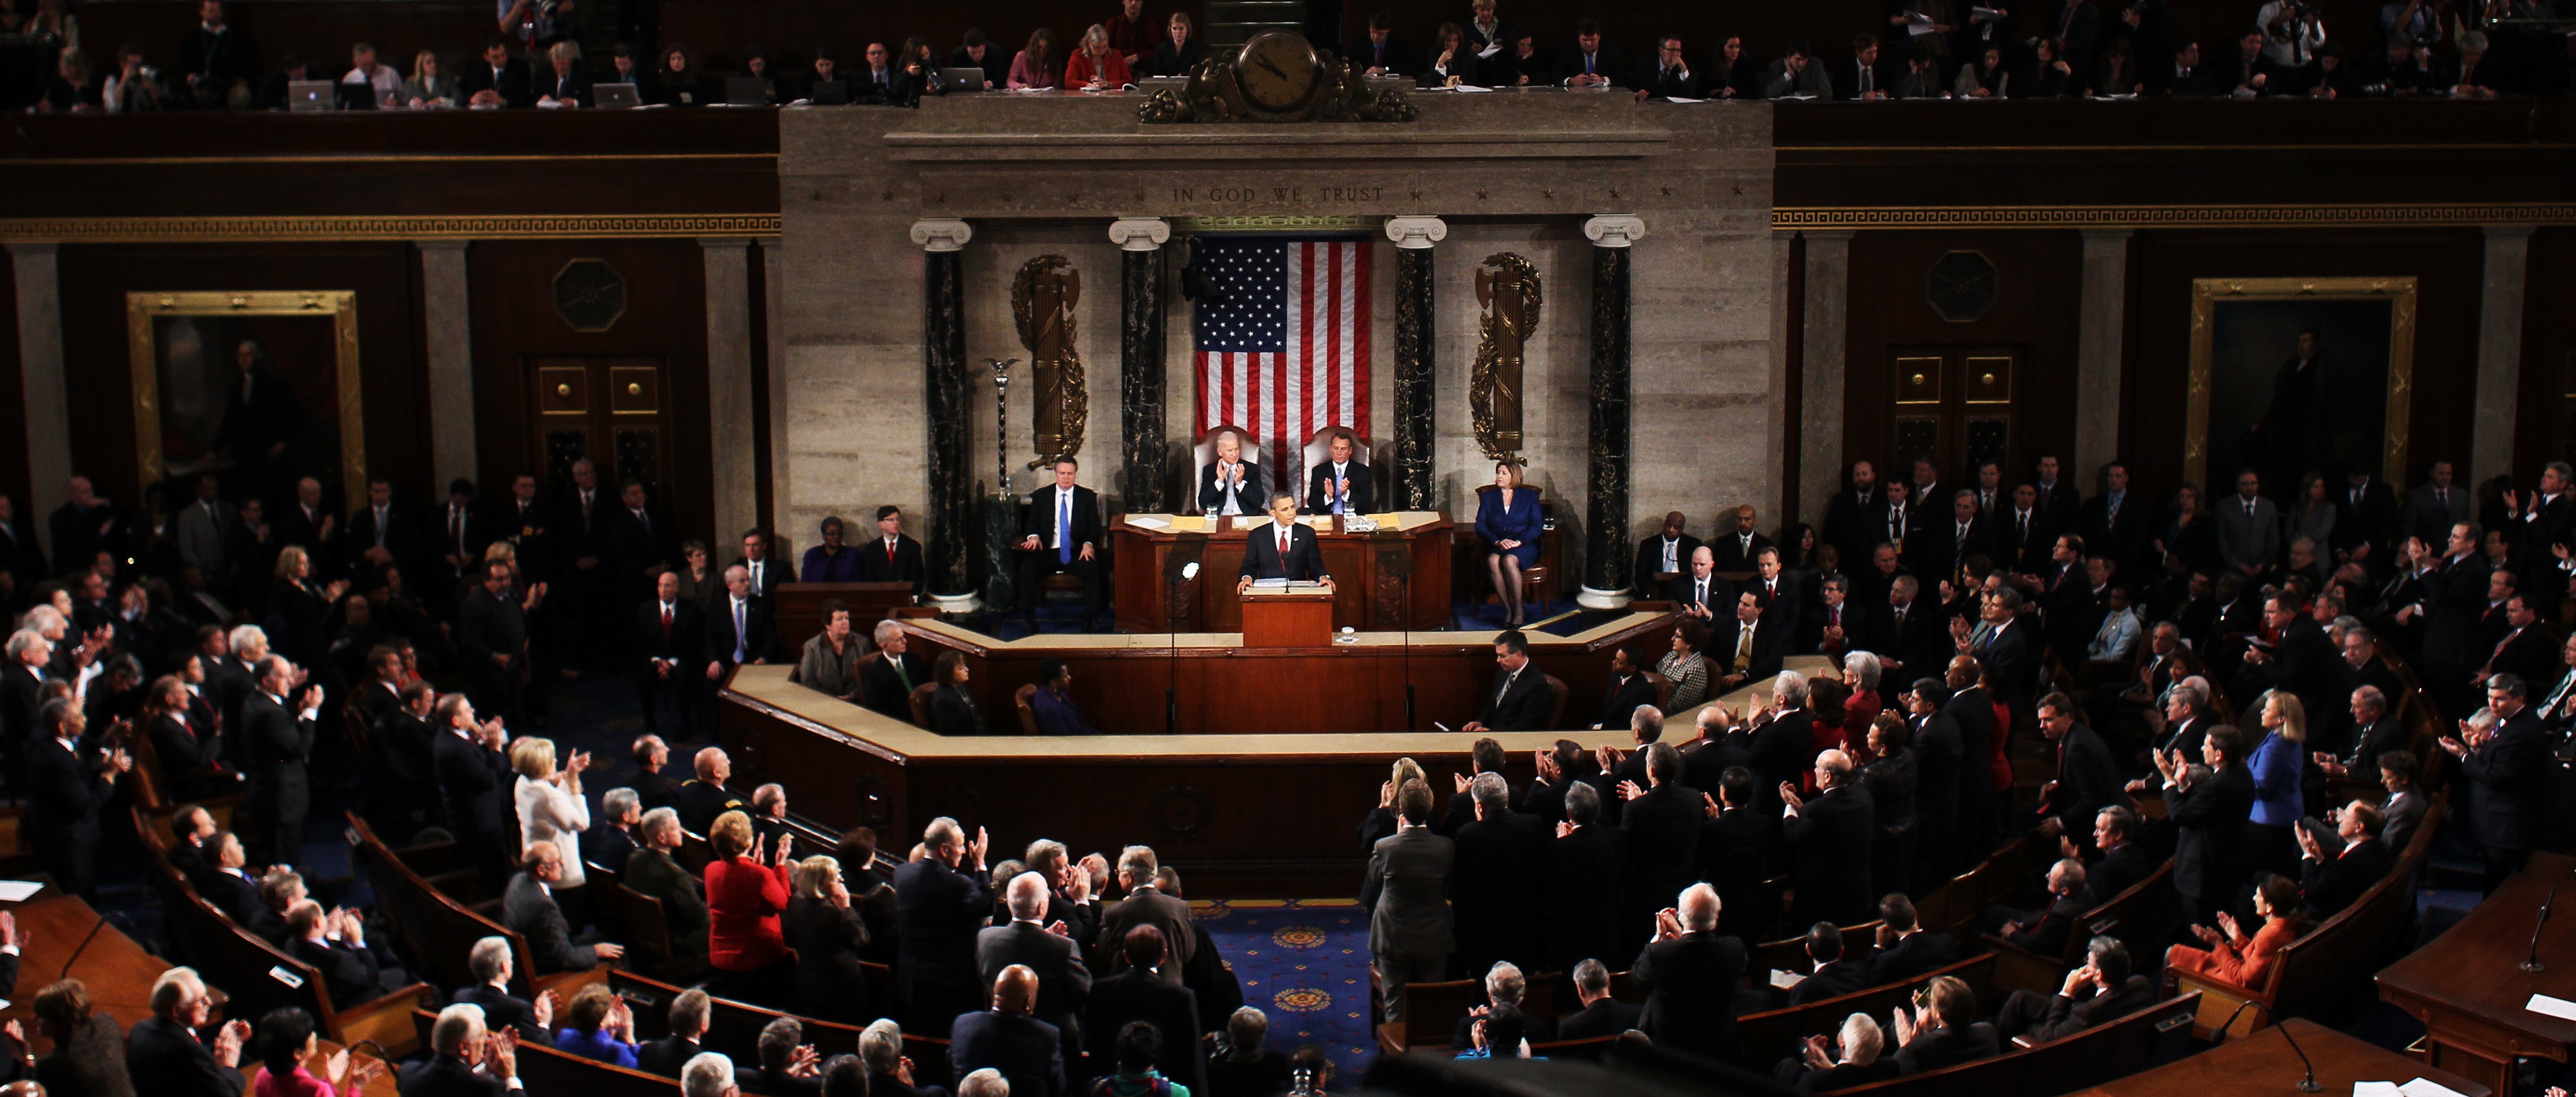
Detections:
[1235, 31, 1323, 116]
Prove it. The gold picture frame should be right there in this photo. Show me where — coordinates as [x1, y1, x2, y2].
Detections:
[127, 291, 368, 513]
[2185, 276, 2416, 491]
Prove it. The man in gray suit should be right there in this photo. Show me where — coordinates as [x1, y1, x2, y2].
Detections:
[980, 871, 1091, 1074]
[1363, 777, 1454, 1022]
[1093, 846, 1194, 983]
[503, 842, 625, 973]
[2403, 459, 2474, 548]
[2216, 469, 2281, 579]
[174, 474, 238, 584]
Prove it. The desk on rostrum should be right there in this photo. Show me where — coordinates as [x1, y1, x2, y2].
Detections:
[1239, 587, 1332, 648]
[2081, 1019, 2486, 1097]
[2378, 851, 2576, 1097]
[1111, 512, 1452, 633]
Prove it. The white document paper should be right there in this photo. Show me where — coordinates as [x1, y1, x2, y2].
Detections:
[1664, 95, 1706, 103]
[2527, 993, 2576, 1022]
[1127, 516, 1171, 531]
[1453, 84, 1492, 92]
[1251, 578, 1289, 589]
[1769, 969, 1807, 990]
[2399, 1079, 2469, 1097]
[2353, 1083, 2399, 1097]
[0, 881, 43, 902]
[1477, 45, 1502, 58]
[1910, 23, 1940, 34]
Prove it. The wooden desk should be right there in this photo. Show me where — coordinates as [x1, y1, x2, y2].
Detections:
[1239, 588, 1332, 648]
[773, 581, 918, 657]
[2082, 1019, 2488, 1097]
[1111, 512, 1451, 633]
[2378, 852, 2576, 1096]
[890, 613, 1688, 735]
[717, 654, 1834, 896]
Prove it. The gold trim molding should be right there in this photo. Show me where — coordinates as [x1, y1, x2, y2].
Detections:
[128, 291, 370, 515]
[4, 213, 780, 243]
[1171, 215, 1382, 234]
[1776, 204, 2576, 230]
[2185, 276, 2417, 492]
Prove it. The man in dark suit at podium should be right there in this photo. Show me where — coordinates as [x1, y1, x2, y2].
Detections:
[856, 505, 927, 598]
[1236, 494, 1336, 594]
[1304, 430, 1376, 516]
[1017, 458, 1105, 630]
[1464, 630, 1552, 734]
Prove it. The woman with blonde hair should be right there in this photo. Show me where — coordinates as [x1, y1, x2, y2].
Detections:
[1362, 758, 1428, 848]
[786, 854, 871, 1021]
[2246, 690, 2306, 879]
[1064, 23, 1131, 89]
[270, 544, 346, 668]
[705, 808, 796, 1005]
[403, 48, 456, 107]
[513, 735, 594, 922]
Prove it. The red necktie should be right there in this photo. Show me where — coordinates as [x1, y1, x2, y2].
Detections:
[661, 605, 674, 643]
[888, 541, 897, 563]
[1279, 529, 1290, 559]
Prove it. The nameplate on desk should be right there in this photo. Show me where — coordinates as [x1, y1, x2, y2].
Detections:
[268, 966, 305, 988]
[2527, 992, 2576, 1022]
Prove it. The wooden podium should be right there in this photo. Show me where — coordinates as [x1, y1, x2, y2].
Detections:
[1240, 588, 1334, 648]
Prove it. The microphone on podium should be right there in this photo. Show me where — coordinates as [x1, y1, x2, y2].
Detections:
[2525, 883, 2558, 973]
[2210, 995, 2320, 1092]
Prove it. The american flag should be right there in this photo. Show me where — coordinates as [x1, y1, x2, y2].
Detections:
[1193, 237, 1372, 474]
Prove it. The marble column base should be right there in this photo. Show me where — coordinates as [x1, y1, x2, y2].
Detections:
[929, 591, 984, 615]
[1577, 586, 1634, 611]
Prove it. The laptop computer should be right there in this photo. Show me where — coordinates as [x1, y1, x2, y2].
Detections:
[724, 76, 769, 106]
[593, 82, 641, 109]
[940, 66, 990, 91]
[807, 79, 848, 105]
[335, 81, 378, 110]
[286, 80, 333, 111]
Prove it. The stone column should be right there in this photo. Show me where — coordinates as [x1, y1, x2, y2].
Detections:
[8, 242, 68, 556]
[761, 238, 788, 534]
[1385, 215, 1445, 510]
[701, 238, 759, 553]
[1767, 231, 1796, 525]
[2474, 225, 2534, 483]
[1580, 215, 1647, 610]
[1798, 231, 1855, 521]
[416, 240, 478, 493]
[2074, 229, 2132, 478]
[1110, 217, 1171, 512]
[912, 219, 978, 613]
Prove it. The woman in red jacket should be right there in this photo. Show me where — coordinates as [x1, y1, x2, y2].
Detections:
[2168, 874, 2306, 988]
[704, 809, 796, 1006]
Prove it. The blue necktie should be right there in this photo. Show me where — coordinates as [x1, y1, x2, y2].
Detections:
[1058, 493, 1072, 564]
[1331, 468, 1344, 515]
[732, 600, 747, 663]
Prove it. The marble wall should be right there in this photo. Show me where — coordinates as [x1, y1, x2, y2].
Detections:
[774, 89, 1778, 593]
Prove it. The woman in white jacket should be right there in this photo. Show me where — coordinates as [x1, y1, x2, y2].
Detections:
[513, 736, 595, 922]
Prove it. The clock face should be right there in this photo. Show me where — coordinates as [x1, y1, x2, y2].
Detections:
[553, 258, 627, 333]
[1235, 32, 1321, 112]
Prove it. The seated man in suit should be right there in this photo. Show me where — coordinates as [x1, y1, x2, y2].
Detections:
[1236, 493, 1336, 595]
[1992, 936, 2153, 1044]
[1866, 893, 1957, 985]
[1197, 430, 1268, 517]
[1449, 961, 1552, 1050]
[1555, 959, 1642, 1040]
[1891, 974, 1999, 1074]
[628, 807, 711, 965]
[285, 900, 406, 1006]
[1462, 630, 1552, 734]
[1714, 591, 1791, 693]
[1786, 921, 1871, 1006]
[949, 965, 1066, 1097]
[855, 505, 927, 598]
[128, 966, 254, 1097]
[1016, 458, 1106, 631]
[1669, 547, 1731, 623]
[460, 38, 532, 108]
[1304, 430, 1376, 516]
[861, 619, 931, 722]
[502, 842, 625, 974]
[403, 1000, 525, 1097]
[637, 988, 711, 1078]
[1633, 511, 1701, 598]
[455, 935, 555, 1041]
[1981, 858, 2091, 959]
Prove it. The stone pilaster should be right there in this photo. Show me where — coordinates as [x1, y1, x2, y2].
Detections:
[2474, 225, 2534, 483]
[701, 238, 758, 550]
[7, 242, 67, 555]
[1798, 231, 1855, 522]
[417, 240, 478, 493]
[1385, 215, 1445, 510]
[1111, 217, 1171, 512]
[1579, 215, 1646, 610]
[912, 219, 978, 613]
[2074, 229, 2132, 480]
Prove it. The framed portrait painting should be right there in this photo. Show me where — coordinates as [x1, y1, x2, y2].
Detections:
[2186, 277, 2416, 500]
[126, 291, 368, 514]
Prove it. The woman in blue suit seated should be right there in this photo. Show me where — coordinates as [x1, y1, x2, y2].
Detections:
[1476, 460, 1543, 627]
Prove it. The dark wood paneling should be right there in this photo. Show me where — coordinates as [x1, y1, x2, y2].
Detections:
[2517, 228, 2576, 485]
[1841, 231, 2083, 488]
[53, 242, 430, 507]
[0, 256, 22, 512]
[466, 238, 718, 546]
[2124, 229, 2486, 502]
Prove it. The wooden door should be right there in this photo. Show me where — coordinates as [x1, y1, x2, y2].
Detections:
[1889, 347, 2020, 480]
[529, 358, 670, 494]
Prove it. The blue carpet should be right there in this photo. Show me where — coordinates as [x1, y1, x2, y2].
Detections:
[1193, 899, 1375, 1087]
